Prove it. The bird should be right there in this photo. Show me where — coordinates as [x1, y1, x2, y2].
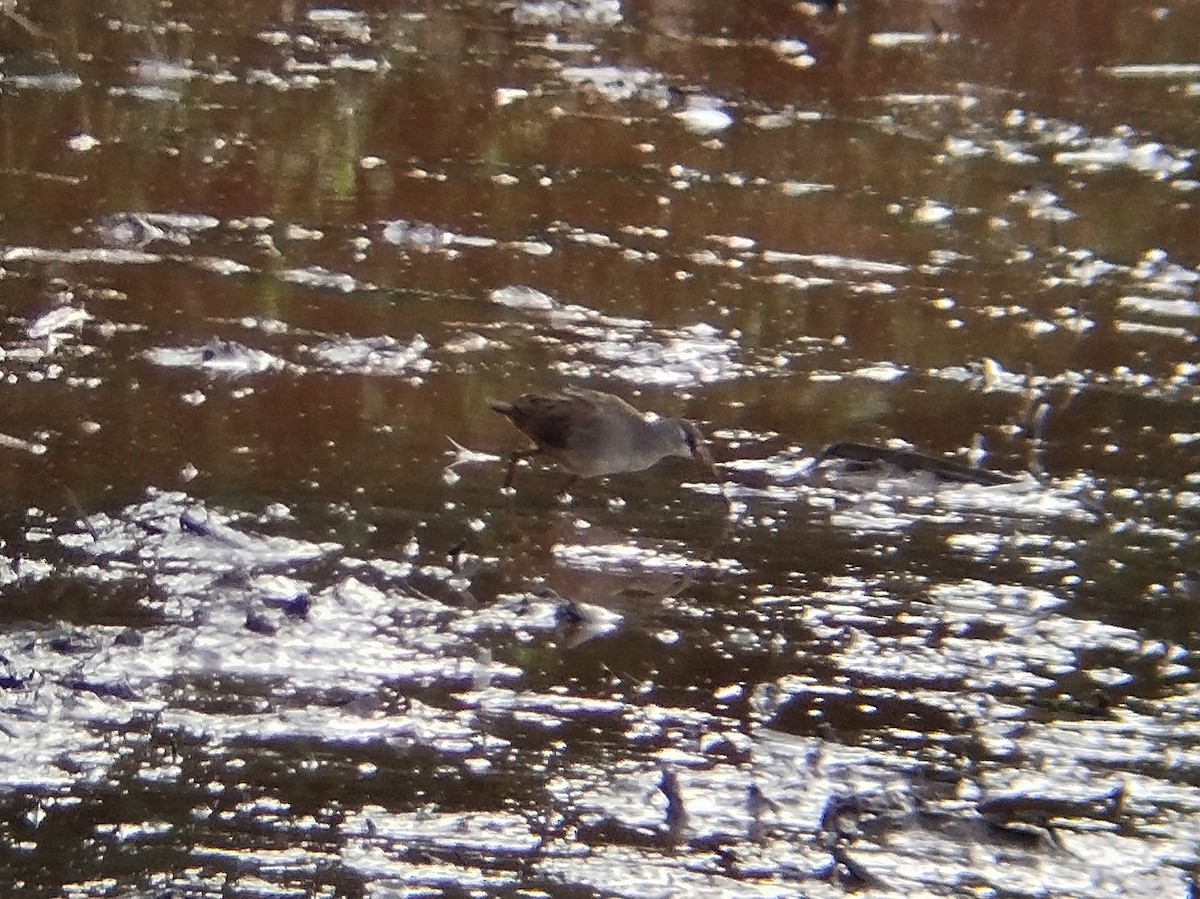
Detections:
[490, 387, 715, 494]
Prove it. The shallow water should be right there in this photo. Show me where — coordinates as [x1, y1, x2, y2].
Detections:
[0, 1, 1198, 896]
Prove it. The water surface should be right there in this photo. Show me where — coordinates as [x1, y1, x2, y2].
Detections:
[1, 1, 1197, 896]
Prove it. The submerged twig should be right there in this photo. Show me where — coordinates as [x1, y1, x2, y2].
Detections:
[816, 441, 1018, 486]
[2, 3, 49, 41]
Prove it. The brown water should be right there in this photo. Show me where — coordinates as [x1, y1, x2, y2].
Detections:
[1, 1, 1198, 896]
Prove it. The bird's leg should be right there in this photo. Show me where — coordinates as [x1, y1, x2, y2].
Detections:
[503, 448, 538, 489]
[503, 453, 522, 489]
[556, 474, 578, 499]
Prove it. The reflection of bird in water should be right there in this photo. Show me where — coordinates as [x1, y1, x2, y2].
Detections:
[490, 387, 716, 494]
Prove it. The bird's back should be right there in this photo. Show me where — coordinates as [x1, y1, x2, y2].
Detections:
[493, 390, 598, 450]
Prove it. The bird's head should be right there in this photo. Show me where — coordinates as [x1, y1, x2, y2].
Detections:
[678, 420, 714, 469]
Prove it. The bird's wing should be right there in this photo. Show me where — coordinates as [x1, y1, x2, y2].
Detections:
[508, 392, 598, 449]
[563, 387, 642, 420]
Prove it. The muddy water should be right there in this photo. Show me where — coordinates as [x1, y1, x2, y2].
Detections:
[1, 0, 1198, 896]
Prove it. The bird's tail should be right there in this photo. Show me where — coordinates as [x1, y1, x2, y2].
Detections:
[489, 400, 515, 418]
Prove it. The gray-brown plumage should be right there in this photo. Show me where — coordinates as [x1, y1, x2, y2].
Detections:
[490, 387, 714, 492]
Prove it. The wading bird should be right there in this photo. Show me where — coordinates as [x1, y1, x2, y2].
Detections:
[491, 387, 715, 494]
